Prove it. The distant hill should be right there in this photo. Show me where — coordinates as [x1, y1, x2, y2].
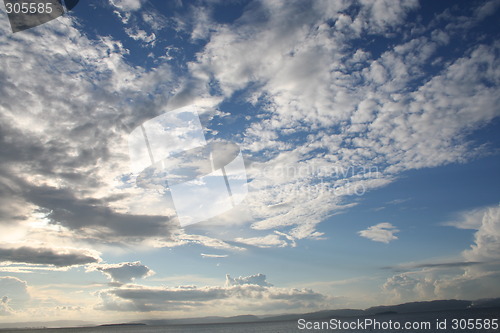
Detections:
[141, 298, 500, 326]
[258, 309, 366, 323]
[365, 299, 472, 315]
[1, 298, 499, 329]
[470, 298, 500, 308]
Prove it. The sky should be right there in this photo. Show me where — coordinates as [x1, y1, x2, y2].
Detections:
[0, 0, 500, 325]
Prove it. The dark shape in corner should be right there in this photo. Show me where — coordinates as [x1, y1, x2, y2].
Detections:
[63, 0, 79, 10]
[4, 0, 80, 33]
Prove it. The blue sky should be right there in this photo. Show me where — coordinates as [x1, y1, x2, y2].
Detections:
[0, 0, 500, 325]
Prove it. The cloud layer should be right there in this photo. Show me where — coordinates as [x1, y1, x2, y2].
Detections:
[98, 273, 328, 314]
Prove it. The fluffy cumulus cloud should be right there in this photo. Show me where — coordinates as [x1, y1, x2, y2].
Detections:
[382, 273, 435, 303]
[97, 274, 328, 314]
[90, 261, 154, 283]
[358, 223, 399, 243]
[382, 205, 500, 303]
[0, 277, 30, 314]
[225, 273, 272, 287]
[461, 206, 500, 262]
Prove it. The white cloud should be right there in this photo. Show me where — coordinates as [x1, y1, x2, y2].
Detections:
[200, 253, 228, 258]
[358, 223, 399, 243]
[124, 27, 156, 46]
[90, 262, 154, 283]
[382, 267, 500, 304]
[0, 265, 70, 273]
[225, 273, 272, 287]
[234, 233, 289, 248]
[474, 0, 500, 21]
[382, 273, 435, 303]
[462, 205, 500, 262]
[156, 232, 246, 252]
[444, 206, 495, 230]
[444, 205, 500, 262]
[110, 0, 145, 12]
[357, 0, 420, 34]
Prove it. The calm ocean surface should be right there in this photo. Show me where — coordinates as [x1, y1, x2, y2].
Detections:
[2, 308, 499, 332]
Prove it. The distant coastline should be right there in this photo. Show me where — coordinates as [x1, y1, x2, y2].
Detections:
[1, 298, 499, 330]
[99, 323, 147, 327]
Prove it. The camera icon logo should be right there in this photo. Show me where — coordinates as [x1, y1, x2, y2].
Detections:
[128, 106, 248, 227]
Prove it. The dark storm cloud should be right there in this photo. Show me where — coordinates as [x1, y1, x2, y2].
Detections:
[23, 184, 176, 240]
[0, 112, 114, 188]
[0, 246, 100, 267]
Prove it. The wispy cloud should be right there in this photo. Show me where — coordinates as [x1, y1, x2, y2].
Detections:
[383, 261, 485, 272]
[200, 253, 228, 258]
[234, 232, 292, 248]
